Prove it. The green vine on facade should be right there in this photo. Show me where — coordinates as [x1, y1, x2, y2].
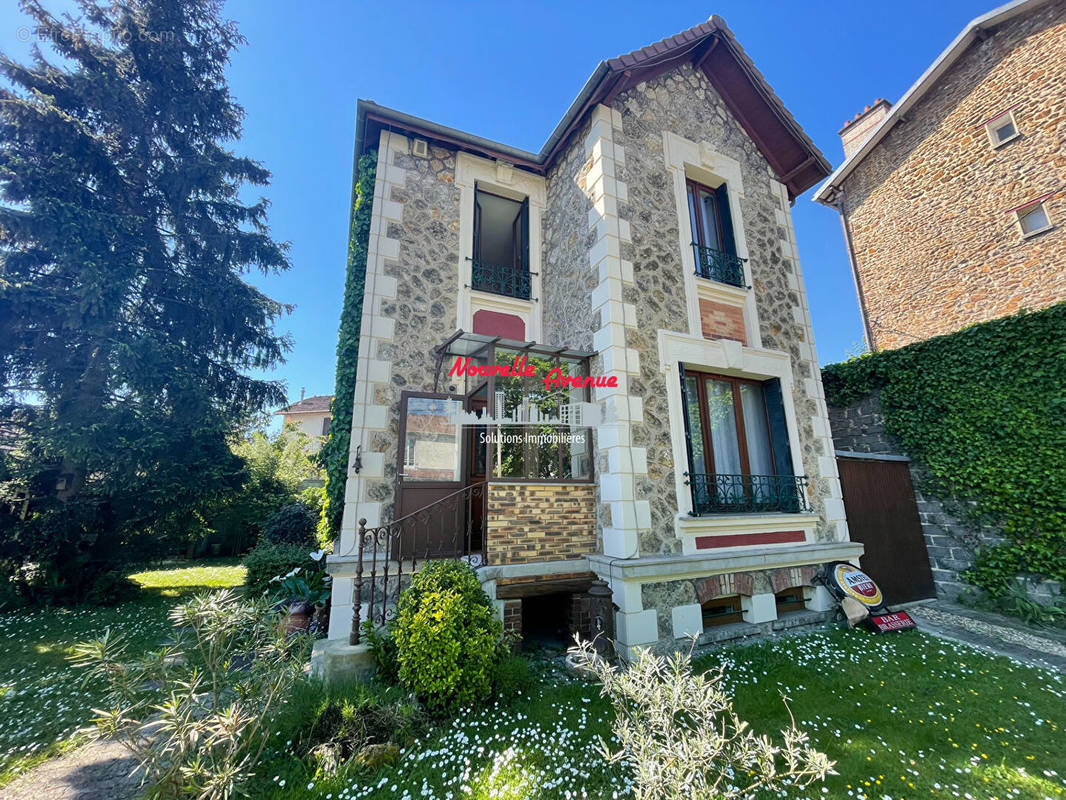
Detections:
[320, 150, 378, 540]
[822, 303, 1066, 596]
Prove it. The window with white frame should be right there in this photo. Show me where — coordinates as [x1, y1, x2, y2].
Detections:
[985, 110, 1020, 148]
[1016, 200, 1053, 238]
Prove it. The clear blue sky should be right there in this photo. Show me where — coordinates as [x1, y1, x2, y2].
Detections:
[2, 0, 998, 410]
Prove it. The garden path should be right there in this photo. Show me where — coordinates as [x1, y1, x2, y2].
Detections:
[910, 601, 1066, 672]
[3, 737, 139, 800]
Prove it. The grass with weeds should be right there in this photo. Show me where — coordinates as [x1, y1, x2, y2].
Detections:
[0, 559, 245, 786]
[258, 628, 1064, 800]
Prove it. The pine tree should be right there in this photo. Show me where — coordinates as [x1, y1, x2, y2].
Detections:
[0, 0, 290, 600]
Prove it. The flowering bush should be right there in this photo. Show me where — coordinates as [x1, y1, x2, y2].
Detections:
[392, 560, 502, 715]
[568, 636, 835, 800]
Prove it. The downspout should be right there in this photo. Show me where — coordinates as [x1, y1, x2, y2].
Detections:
[831, 186, 876, 350]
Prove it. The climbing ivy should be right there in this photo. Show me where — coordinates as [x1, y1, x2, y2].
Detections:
[319, 150, 378, 540]
[822, 303, 1066, 596]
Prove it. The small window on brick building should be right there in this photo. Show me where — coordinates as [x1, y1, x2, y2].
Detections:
[701, 594, 743, 628]
[1016, 201, 1052, 238]
[775, 588, 806, 615]
[985, 111, 1019, 148]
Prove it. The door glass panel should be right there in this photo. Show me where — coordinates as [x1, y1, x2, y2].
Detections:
[401, 397, 461, 481]
[705, 379, 741, 474]
[740, 383, 773, 475]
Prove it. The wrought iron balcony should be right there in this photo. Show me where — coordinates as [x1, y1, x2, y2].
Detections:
[470, 258, 532, 300]
[684, 473, 811, 515]
[692, 243, 746, 288]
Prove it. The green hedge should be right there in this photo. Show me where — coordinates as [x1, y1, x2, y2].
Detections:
[243, 542, 319, 596]
[319, 149, 378, 541]
[822, 303, 1066, 595]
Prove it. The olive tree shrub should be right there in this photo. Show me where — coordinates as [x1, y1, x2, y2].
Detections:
[72, 590, 311, 799]
[569, 637, 835, 800]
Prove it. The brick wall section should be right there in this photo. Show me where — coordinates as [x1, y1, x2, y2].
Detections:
[487, 483, 597, 564]
[838, 4, 1066, 350]
[502, 600, 522, 637]
[698, 298, 747, 344]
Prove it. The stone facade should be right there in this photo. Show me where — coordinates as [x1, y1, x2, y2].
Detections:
[330, 25, 862, 651]
[609, 63, 841, 552]
[833, 2, 1066, 350]
[486, 483, 597, 564]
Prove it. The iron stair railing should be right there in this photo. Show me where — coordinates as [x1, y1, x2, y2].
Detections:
[349, 481, 487, 645]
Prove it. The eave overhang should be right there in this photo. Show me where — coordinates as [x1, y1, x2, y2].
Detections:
[354, 15, 831, 200]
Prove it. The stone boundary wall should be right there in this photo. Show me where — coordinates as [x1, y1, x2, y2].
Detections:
[825, 392, 1061, 602]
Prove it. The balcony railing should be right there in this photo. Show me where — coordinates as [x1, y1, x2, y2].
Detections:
[470, 258, 532, 300]
[684, 472, 811, 515]
[692, 244, 746, 288]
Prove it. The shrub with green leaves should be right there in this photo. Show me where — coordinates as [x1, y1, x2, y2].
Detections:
[71, 590, 310, 799]
[243, 541, 319, 595]
[569, 636, 834, 800]
[263, 502, 318, 547]
[392, 560, 502, 714]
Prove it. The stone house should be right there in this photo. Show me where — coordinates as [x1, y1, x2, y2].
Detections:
[326, 16, 861, 657]
[813, 0, 1066, 351]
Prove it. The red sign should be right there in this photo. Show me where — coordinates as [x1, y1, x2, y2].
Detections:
[869, 611, 917, 633]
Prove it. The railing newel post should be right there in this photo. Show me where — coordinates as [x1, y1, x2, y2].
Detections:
[350, 519, 367, 646]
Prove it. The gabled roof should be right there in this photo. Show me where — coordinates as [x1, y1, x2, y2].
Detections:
[355, 15, 831, 199]
[813, 0, 1053, 205]
[276, 395, 333, 415]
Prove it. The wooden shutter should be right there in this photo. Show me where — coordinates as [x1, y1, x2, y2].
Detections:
[715, 183, 737, 257]
[762, 378, 794, 478]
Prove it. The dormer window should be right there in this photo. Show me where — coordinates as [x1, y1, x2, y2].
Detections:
[687, 179, 744, 288]
[471, 185, 530, 300]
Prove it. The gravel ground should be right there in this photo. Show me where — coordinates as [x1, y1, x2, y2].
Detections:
[910, 603, 1066, 672]
[2, 738, 139, 800]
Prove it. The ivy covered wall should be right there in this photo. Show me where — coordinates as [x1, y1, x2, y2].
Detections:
[822, 303, 1066, 597]
[320, 150, 378, 540]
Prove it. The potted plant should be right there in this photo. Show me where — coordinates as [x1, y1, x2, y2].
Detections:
[273, 559, 331, 634]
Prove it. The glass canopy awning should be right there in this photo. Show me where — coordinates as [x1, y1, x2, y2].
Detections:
[431, 330, 596, 392]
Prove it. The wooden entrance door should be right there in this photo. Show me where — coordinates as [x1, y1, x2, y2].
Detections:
[836, 456, 936, 605]
[396, 392, 465, 558]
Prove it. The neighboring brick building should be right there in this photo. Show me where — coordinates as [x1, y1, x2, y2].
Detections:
[327, 16, 862, 657]
[814, 0, 1066, 351]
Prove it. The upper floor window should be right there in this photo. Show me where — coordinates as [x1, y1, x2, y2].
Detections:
[680, 369, 808, 515]
[985, 110, 1020, 148]
[321, 416, 331, 436]
[686, 179, 744, 288]
[1016, 200, 1053, 238]
[471, 185, 530, 300]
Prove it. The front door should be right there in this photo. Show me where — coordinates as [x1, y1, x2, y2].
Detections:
[396, 392, 465, 558]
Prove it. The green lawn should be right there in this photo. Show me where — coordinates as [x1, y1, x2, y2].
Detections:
[0, 560, 245, 786]
[254, 628, 1065, 800]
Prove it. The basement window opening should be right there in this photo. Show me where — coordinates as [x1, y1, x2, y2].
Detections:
[521, 592, 572, 650]
[775, 588, 806, 615]
[701, 594, 743, 628]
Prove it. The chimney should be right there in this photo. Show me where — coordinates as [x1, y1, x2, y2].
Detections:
[839, 98, 892, 159]
[300, 387, 306, 402]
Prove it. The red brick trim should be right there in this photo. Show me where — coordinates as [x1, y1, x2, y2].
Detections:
[694, 530, 805, 549]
